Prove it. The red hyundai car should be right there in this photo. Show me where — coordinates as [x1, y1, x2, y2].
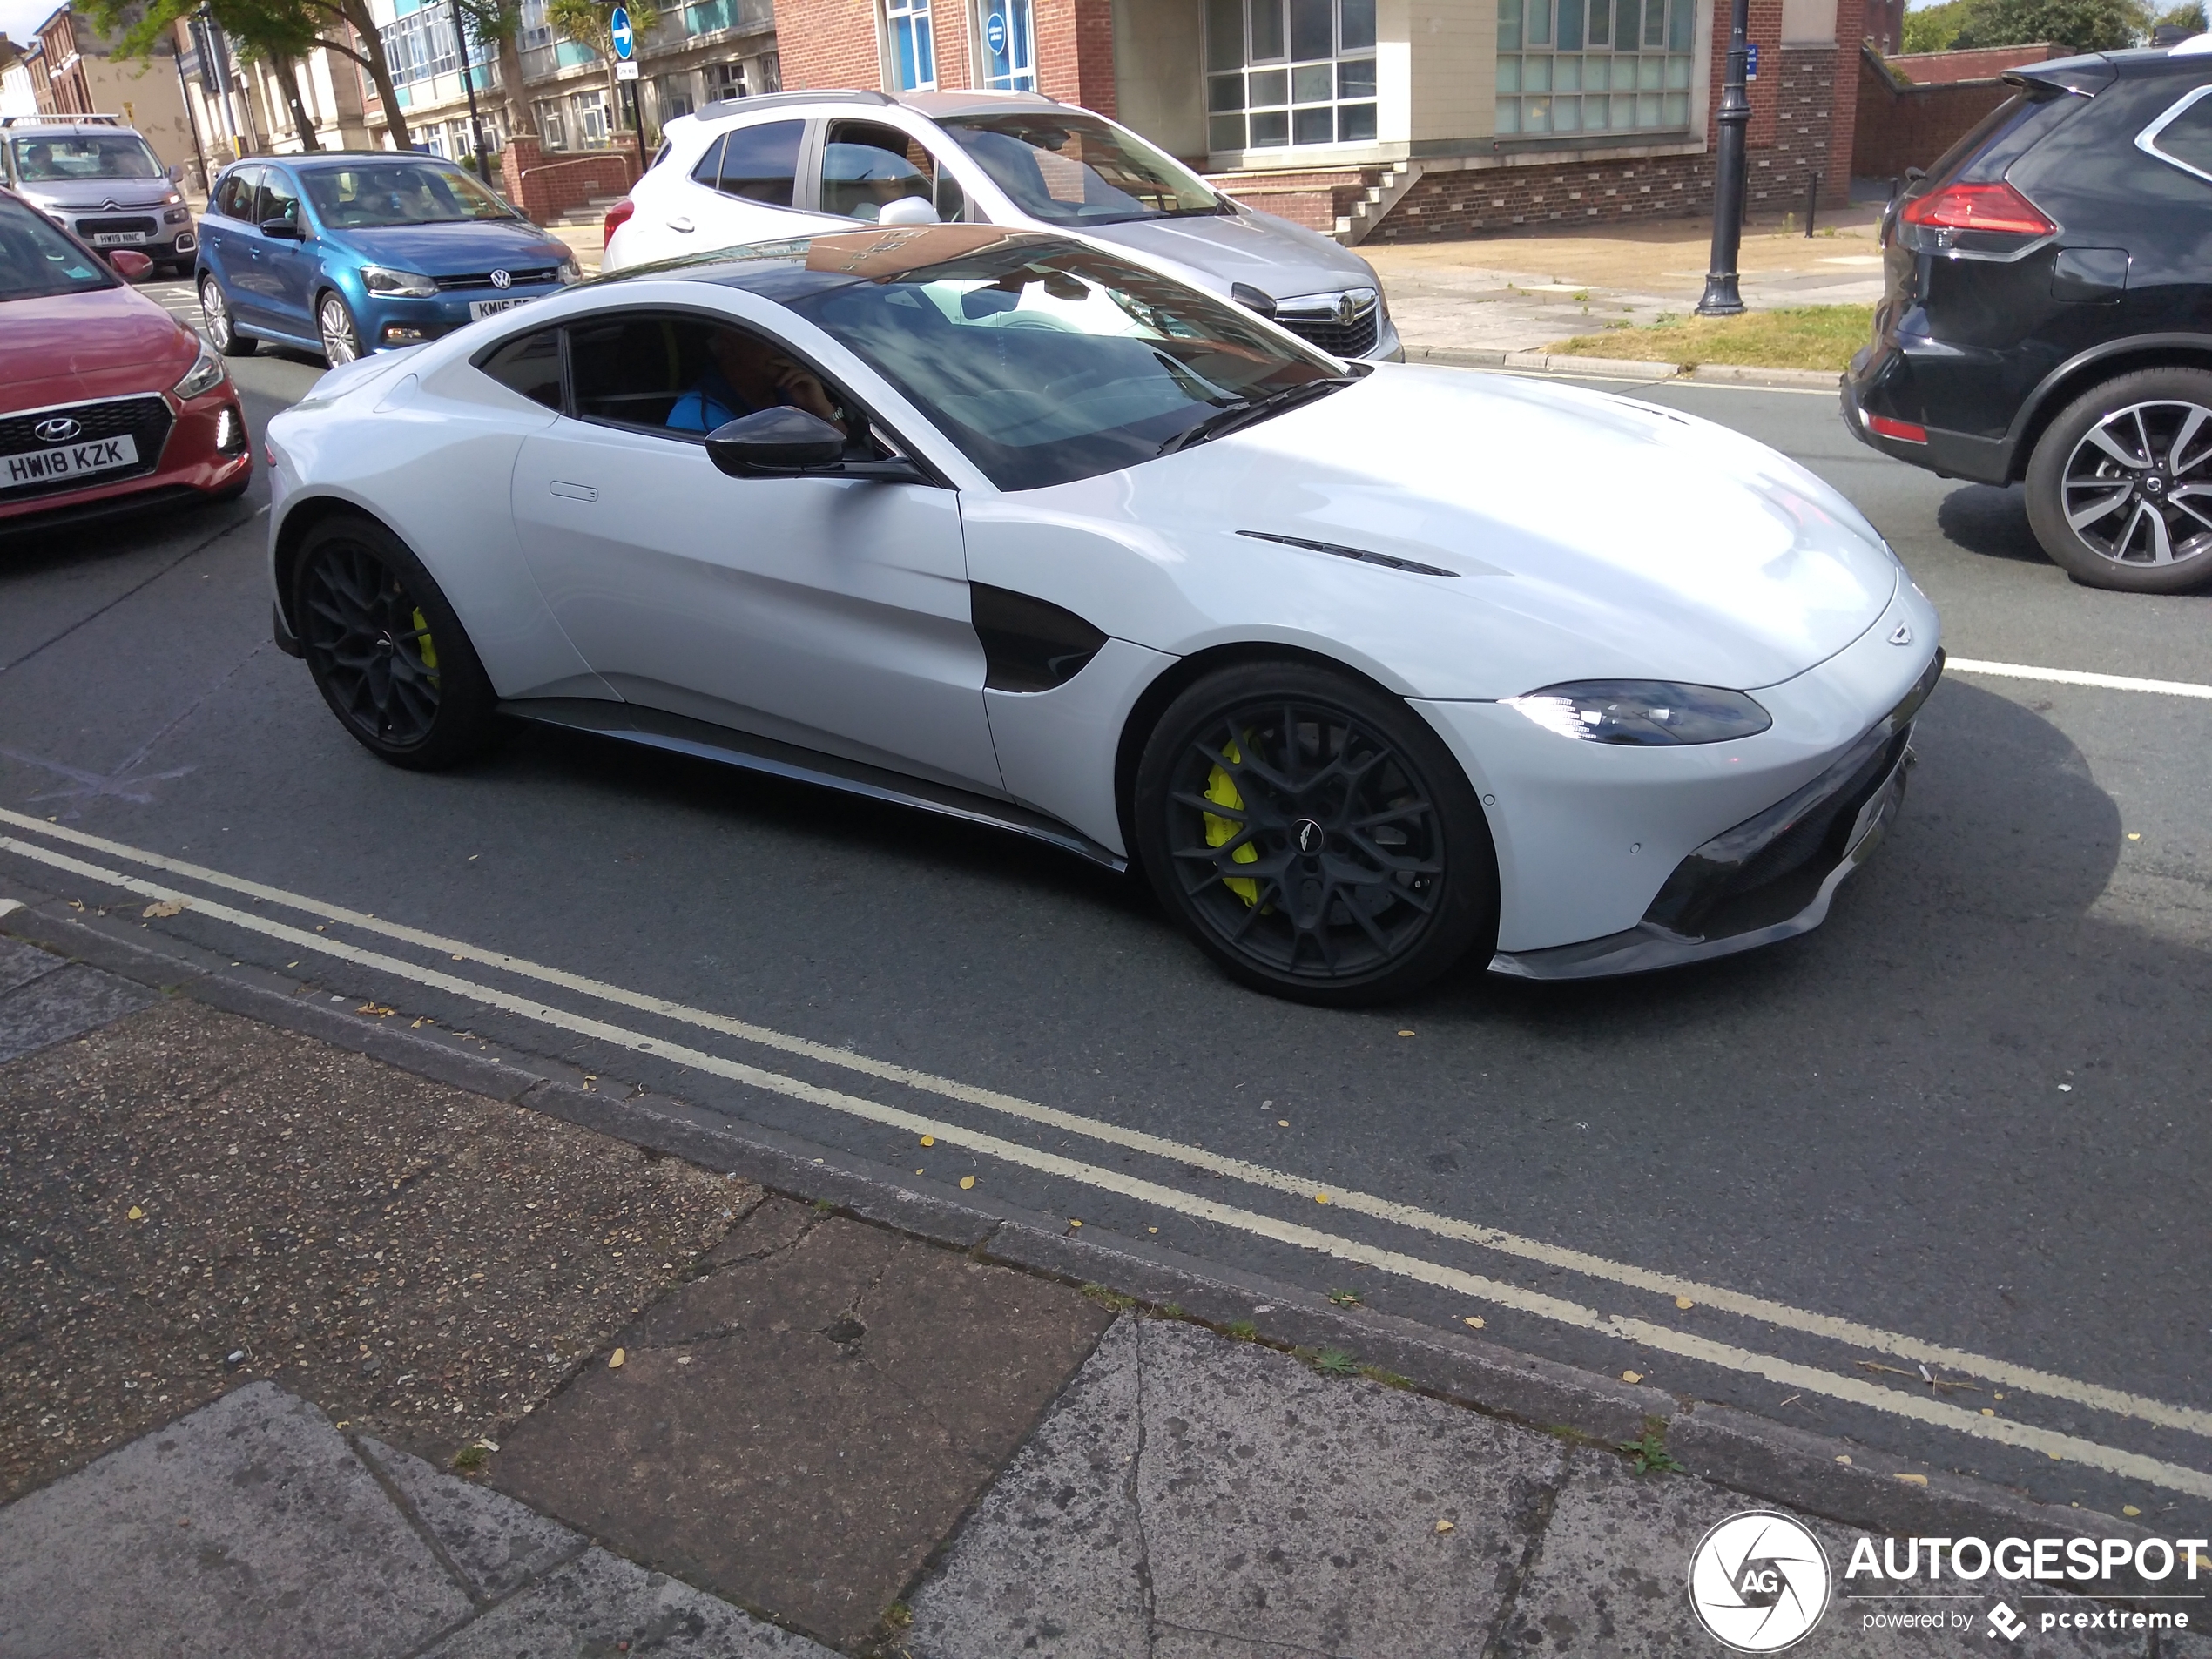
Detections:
[1, 185, 249, 527]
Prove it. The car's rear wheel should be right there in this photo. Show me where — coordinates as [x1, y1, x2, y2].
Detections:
[200, 275, 253, 357]
[1134, 662, 1496, 1005]
[293, 516, 502, 770]
[318, 290, 362, 366]
[2025, 368, 2212, 593]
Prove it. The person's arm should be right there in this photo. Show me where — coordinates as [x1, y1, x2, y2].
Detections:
[770, 360, 847, 435]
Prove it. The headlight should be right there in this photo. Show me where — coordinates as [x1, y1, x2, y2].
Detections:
[557, 255, 580, 283]
[1503, 680, 1773, 745]
[165, 190, 183, 206]
[361, 265, 438, 298]
[171, 335, 226, 400]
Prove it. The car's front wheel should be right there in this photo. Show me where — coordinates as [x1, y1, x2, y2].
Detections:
[200, 274, 254, 357]
[293, 515, 502, 770]
[317, 290, 362, 366]
[1134, 662, 1496, 1005]
[2025, 368, 2212, 593]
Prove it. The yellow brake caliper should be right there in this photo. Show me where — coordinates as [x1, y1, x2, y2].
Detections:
[1203, 738, 1260, 906]
[412, 607, 440, 679]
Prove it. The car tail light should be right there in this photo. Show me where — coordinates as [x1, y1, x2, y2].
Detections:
[603, 197, 636, 245]
[1868, 415, 1927, 443]
[1898, 180, 2054, 237]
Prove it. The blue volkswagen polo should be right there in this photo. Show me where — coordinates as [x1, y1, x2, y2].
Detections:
[195, 152, 577, 365]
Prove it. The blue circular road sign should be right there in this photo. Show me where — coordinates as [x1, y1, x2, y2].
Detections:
[610, 5, 633, 59]
[984, 7, 1007, 54]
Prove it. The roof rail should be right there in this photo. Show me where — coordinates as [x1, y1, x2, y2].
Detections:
[2, 111, 128, 126]
[694, 88, 895, 122]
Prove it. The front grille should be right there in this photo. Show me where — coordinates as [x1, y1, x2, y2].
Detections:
[0, 395, 172, 502]
[74, 215, 158, 238]
[1276, 307, 1381, 358]
[433, 266, 561, 292]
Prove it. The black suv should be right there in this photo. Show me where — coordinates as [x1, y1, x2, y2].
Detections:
[1843, 45, 2212, 592]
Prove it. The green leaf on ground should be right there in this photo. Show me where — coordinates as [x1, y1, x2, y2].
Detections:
[1549, 304, 1874, 373]
[1619, 1426, 1684, 1476]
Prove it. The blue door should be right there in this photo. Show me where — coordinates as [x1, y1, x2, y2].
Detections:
[204, 165, 269, 322]
[253, 166, 320, 336]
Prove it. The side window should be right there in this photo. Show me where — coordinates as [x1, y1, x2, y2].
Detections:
[689, 133, 725, 189]
[476, 327, 563, 409]
[2141, 85, 2212, 183]
[215, 168, 260, 221]
[706, 119, 803, 206]
[256, 169, 301, 231]
[565, 312, 860, 444]
[821, 121, 936, 221]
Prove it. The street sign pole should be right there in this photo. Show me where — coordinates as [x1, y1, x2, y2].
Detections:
[1696, 0, 1752, 316]
[449, 0, 491, 184]
[609, 3, 647, 175]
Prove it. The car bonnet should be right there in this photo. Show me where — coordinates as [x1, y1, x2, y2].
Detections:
[1098, 366, 1901, 698]
[1081, 207, 1377, 302]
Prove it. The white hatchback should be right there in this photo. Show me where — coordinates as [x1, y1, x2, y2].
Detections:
[602, 88, 1402, 361]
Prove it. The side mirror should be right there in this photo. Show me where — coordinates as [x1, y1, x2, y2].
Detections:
[110, 248, 154, 280]
[879, 194, 941, 226]
[259, 217, 301, 239]
[168, 161, 184, 182]
[705, 408, 846, 475]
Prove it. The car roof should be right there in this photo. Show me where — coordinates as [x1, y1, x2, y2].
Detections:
[222, 151, 470, 172]
[688, 88, 1070, 127]
[592, 223, 1068, 297]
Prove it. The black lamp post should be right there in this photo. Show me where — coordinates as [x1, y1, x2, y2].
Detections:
[1696, 0, 1752, 316]
[449, 0, 492, 182]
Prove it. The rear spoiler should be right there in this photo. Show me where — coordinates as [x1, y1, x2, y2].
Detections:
[2003, 54, 2116, 95]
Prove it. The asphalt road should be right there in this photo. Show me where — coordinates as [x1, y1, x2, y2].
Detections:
[3, 346, 2207, 1529]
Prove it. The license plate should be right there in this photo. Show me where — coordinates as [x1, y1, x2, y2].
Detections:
[91, 231, 150, 246]
[2, 434, 138, 489]
[469, 295, 535, 320]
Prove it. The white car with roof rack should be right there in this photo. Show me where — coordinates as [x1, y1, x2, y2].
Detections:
[600, 89, 1401, 361]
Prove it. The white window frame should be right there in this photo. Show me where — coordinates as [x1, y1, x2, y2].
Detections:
[882, 0, 936, 92]
[1205, 0, 1379, 156]
[972, 0, 1035, 91]
[1497, 0, 1699, 140]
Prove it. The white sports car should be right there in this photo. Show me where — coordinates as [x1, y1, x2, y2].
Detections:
[266, 224, 1941, 1003]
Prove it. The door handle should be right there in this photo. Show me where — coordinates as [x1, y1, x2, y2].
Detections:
[666, 216, 695, 233]
[549, 480, 598, 501]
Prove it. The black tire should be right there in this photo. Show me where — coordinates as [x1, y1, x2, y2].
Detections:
[1133, 661, 1496, 1006]
[316, 288, 362, 366]
[293, 515, 502, 771]
[199, 273, 255, 357]
[2024, 367, 2212, 594]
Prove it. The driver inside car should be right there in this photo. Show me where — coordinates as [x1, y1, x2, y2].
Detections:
[666, 326, 848, 435]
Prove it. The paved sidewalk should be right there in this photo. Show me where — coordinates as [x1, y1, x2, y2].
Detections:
[2, 929, 2195, 1657]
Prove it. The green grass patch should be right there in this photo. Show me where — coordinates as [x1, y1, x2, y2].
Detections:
[1549, 304, 1872, 373]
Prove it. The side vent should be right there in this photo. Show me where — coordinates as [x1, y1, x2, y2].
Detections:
[972, 583, 1108, 693]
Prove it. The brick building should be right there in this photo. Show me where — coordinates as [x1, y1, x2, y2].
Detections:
[771, 0, 1864, 241]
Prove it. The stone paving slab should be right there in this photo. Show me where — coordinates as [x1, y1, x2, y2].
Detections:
[908, 1315, 1566, 1659]
[0, 956, 153, 1064]
[489, 1196, 1116, 1650]
[358, 1436, 585, 1602]
[0, 1383, 471, 1659]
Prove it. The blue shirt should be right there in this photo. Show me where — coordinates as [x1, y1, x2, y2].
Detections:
[664, 364, 758, 433]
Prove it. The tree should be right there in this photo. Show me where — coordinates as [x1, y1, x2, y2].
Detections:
[2155, 0, 2208, 28]
[1899, 0, 1976, 51]
[1949, 0, 2150, 49]
[455, 0, 536, 142]
[88, 0, 415, 150]
[543, 0, 658, 143]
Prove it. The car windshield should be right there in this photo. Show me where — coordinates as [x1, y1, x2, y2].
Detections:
[0, 195, 115, 300]
[935, 112, 1224, 226]
[763, 228, 1345, 490]
[10, 132, 164, 183]
[301, 162, 519, 228]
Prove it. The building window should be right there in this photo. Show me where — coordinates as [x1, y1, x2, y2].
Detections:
[535, 98, 566, 148]
[380, 6, 491, 89]
[883, 0, 934, 91]
[660, 75, 696, 118]
[1206, 0, 1376, 153]
[576, 89, 610, 145]
[975, 0, 1035, 91]
[1497, 0, 1696, 137]
[759, 51, 781, 91]
[706, 59, 747, 99]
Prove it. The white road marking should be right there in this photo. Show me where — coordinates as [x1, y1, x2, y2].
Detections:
[3, 813, 2209, 1483]
[1947, 658, 2212, 700]
[3, 828, 2209, 1497]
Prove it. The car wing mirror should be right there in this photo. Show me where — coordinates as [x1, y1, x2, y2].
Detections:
[168, 161, 185, 182]
[705, 408, 850, 475]
[109, 247, 153, 279]
[259, 216, 303, 239]
[878, 194, 941, 226]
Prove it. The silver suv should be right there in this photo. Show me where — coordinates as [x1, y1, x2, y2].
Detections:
[1, 114, 198, 277]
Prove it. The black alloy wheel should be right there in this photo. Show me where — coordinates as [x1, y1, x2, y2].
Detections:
[2027, 368, 2212, 594]
[1135, 663, 1495, 1004]
[293, 516, 501, 770]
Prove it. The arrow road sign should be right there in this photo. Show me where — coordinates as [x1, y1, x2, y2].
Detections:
[610, 5, 633, 60]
